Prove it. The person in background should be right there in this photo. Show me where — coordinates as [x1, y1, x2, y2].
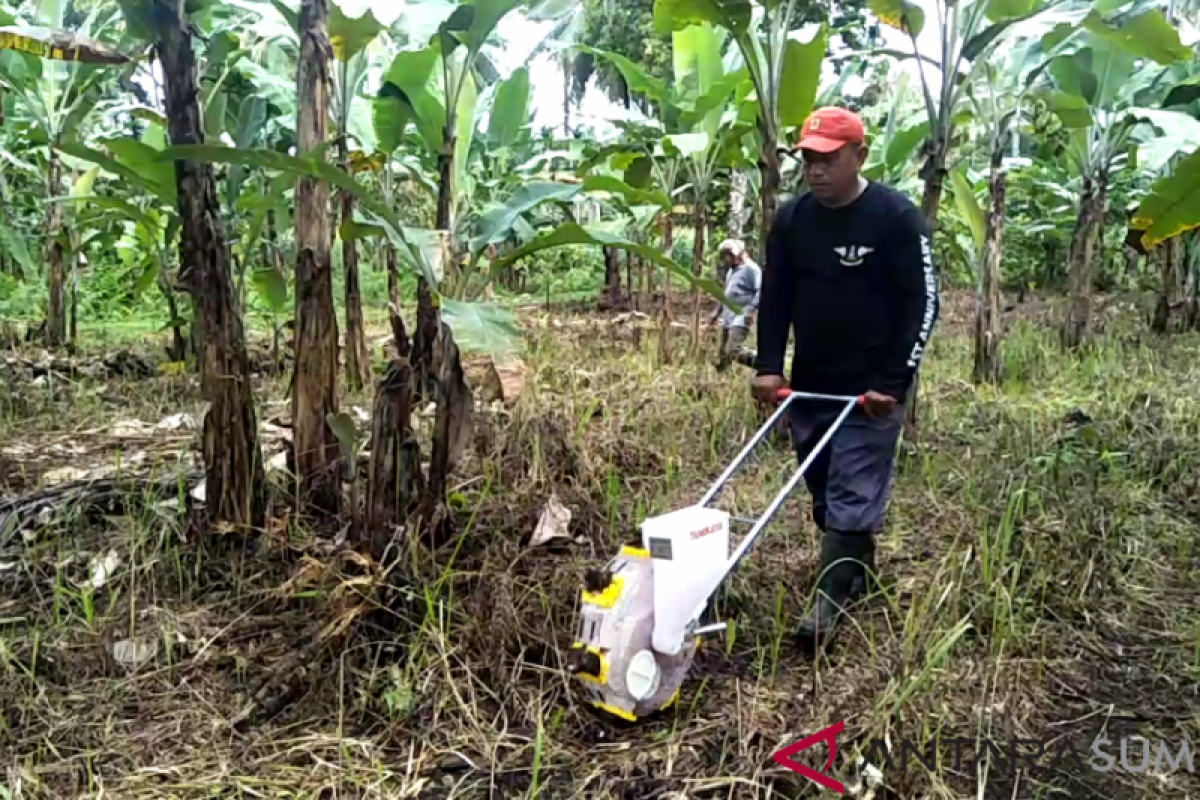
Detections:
[752, 106, 940, 649]
[710, 239, 762, 372]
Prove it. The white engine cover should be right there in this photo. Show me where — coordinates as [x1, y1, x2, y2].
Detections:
[640, 506, 730, 655]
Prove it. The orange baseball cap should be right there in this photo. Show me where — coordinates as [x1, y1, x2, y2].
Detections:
[797, 107, 865, 153]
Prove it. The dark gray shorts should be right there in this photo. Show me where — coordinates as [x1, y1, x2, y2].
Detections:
[788, 402, 904, 533]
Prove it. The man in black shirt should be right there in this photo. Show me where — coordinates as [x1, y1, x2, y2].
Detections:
[752, 106, 940, 649]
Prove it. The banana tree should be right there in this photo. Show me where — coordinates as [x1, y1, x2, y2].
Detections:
[947, 164, 1003, 381]
[956, 36, 1056, 383]
[488, 142, 737, 320]
[329, 3, 386, 392]
[112, 0, 268, 529]
[0, 1, 132, 346]
[867, 0, 1189, 423]
[58, 122, 196, 359]
[860, 69, 930, 192]
[668, 22, 746, 354]
[1131, 146, 1200, 306]
[574, 126, 691, 354]
[372, 0, 576, 418]
[651, 0, 829, 255]
[1131, 69, 1200, 255]
[570, 21, 750, 347]
[248, 0, 386, 392]
[865, 0, 1043, 426]
[1032, 5, 1195, 347]
[0, 140, 38, 282]
[1128, 58, 1200, 330]
[868, 0, 1072, 226]
[367, 61, 559, 302]
[147, 93, 560, 542]
[1134, 78, 1200, 333]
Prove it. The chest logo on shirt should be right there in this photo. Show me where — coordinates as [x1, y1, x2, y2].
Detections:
[834, 245, 874, 267]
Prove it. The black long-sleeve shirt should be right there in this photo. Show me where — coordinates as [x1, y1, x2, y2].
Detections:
[755, 181, 940, 402]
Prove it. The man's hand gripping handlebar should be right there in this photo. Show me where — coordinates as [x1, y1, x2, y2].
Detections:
[753, 377, 893, 420]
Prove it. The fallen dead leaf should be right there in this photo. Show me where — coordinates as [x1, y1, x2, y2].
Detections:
[110, 636, 158, 668]
[531, 493, 571, 547]
[490, 356, 527, 405]
[88, 550, 121, 590]
[112, 419, 154, 437]
[42, 466, 91, 484]
[612, 311, 650, 325]
[156, 412, 198, 431]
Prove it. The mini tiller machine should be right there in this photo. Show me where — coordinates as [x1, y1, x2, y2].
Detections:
[566, 389, 865, 721]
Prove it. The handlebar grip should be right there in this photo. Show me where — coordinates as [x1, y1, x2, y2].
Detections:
[776, 388, 866, 405]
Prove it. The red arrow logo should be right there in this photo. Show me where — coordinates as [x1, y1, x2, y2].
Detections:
[773, 720, 846, 794]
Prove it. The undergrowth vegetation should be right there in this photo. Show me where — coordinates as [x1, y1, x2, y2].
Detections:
[3, 0, 1200, 795]
[3, 291, 1199, 799]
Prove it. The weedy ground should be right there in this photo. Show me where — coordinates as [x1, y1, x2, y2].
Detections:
[1, 290, 1199, 800]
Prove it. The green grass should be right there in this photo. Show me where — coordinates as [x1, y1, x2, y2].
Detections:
[1, 290, 1199, 798]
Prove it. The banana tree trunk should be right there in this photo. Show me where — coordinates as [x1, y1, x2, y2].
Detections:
[157, 0, 266, 530]
[45, 152, 66, 348]
[69, 252, 79, 346]
[602, 245, 621, 305]
[338, 139, 370, 392]
[386, 243, 399, 312]
[759, 139, 780, 255]
[385, 241, 403, 363]
[646, 252, 652, 299]
[1152, 236, 1182, 334]
[632, 252, 642, 311]
[1063, 171, 1108, 349]
[663, 214, 673, 312]
[624, 251, 632, 305]
[0, 179, 16, 282]
[974, 147, 1006, 385]
[414, 119, 472, 543]
[658, 213, 674, 365]
[690, 198, 706, 358]
[435, 134, 454, 231]
[731, 169, 749, 241]
[257, 235, 279, 372]
[1184, 234, 1199, 330]
[365, 358, 421, 553]
[159, 273, 189, 362]
[293, 0, 342, 515]
[920, 167, 946, 224]
[907, 149, 948, 434]
[413, 130, 455, 399]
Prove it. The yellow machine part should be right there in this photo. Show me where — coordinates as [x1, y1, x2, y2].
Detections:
[570, 644, 610, 686]
[591, 701, 638, 721]
[581, 575, 625, 609]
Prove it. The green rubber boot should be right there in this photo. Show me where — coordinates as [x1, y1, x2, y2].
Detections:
[797, 530, 876, 650]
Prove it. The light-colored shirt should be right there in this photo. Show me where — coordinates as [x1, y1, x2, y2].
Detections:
[719, 258, 761, 329]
